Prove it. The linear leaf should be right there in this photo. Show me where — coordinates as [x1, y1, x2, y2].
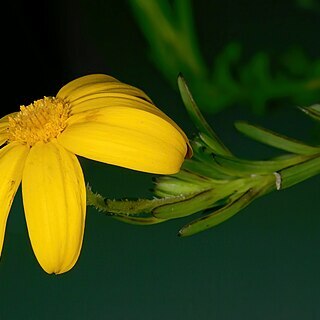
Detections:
[178, 186, 268, 237]
[153, 189, 226, 219]
[235, 121, 320, 155]
[214, 154, 311, 174]
[178, 74, 232, 156]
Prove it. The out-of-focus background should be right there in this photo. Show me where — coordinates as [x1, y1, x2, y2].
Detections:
[1, 1, 320, 319]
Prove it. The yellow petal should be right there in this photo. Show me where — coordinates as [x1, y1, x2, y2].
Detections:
[58, 107, 189, 174]
[22, 140, 86, 274]
[69, 93, 156, 115]
[0, 135, 8, 147]
[0, 142, 29, 256]
[57, 74, 152, 105]
[67, 95, 191, 151]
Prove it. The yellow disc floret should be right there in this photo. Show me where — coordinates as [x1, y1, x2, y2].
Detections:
[8, 97, 70, 146]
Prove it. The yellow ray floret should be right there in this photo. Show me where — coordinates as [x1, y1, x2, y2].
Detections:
[59, 107, 187, 174]
[0, 73, 192, 274]
[22, 141, 85, 274]
[0, 142, 29, 254]
[57, 74, 153, 105]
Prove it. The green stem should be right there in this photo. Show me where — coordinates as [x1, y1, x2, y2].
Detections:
[279, 154, 320, 189]
[86, 184, 192, 217]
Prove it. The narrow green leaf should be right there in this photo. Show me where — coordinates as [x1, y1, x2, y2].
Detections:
[154, 176, 254, 220]
[153, 188, 226, 219]
[182, 158, 235, 180]
[154, 174, 209, 196]
[178, 186, 268, 237]
[214, 154, 311, 175]
[188, 139, 247, 177]
[171, 168, 213, 184]
[199, 132, 233, 156]
[178, 74, 232, 156]
[235, 121, 320, 155]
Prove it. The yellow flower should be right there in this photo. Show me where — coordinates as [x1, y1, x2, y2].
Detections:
[0, 74, 191, 274]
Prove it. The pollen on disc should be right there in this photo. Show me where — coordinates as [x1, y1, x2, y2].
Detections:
[8, 97, 70, 146]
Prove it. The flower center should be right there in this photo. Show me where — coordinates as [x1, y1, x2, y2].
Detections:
[8, 97, 70, 146]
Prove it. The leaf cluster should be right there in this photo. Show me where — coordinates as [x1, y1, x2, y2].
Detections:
[87, 75, 320, 236]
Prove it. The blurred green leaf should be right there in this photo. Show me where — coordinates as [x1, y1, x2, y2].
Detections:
[295, 0, 320, 11]
[128, 0, 320, 114]
[299, 104, 320, 122]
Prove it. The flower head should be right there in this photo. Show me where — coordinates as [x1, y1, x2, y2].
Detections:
[0, 74, 191, 274]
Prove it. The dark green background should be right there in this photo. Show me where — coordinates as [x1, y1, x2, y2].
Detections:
[1, 1, 320, 319]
